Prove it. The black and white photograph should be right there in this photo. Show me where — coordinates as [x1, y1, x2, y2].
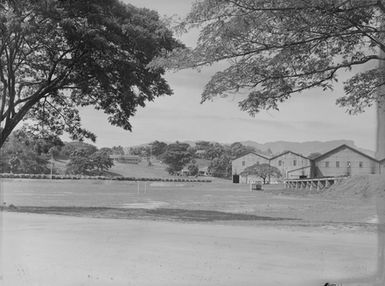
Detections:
[1, 0, 385, 285]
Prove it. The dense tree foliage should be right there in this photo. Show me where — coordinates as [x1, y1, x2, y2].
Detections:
[111, 146, 125, 155]
[0, 126, 116, 174]
[153, 0, 384, 114]
[65, 149, 92, 175]
[161, 142, 192, 174]
[0, 0, 181, 147]
[0, 128, 51, 173]
[129, 145, 149, 156]
[150, 140, 168, 157]
[90, 150, 114, 172]
[187, 164, 199, 176]
[229, 142, 257, 158]
[59, 141, 97, 158]
[208, 154, 232, 178]
[66, 148, 113, 175]
[151, 0, 385, 159]
[240, 163, 281, 184]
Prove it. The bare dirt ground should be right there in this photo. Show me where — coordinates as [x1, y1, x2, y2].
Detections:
[0, 212, 378, 286]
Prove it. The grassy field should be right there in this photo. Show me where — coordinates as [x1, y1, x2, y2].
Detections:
[1, 177, 380, 226]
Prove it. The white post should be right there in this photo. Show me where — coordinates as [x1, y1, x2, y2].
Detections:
[137, 181, 140, 195]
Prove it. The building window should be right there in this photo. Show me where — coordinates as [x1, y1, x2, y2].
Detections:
[359, 161, 363, 168]
[293, 160, 296, 166]
[336, 161, 340, 168]
[325, 161, 329, 168]
[347, 161, 351, 167]
[242, 161, 245, 166]
[278, 160, 282, 166]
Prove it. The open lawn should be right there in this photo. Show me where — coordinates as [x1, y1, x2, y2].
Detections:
[1, 177, 383, 286]
[0, 178, 378, 225]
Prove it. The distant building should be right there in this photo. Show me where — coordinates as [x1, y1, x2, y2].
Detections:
[198, 166, 210, 176]
[231, 144, 382, 184]
[180, 168, 190, 176]
[270, 151, 311, 179]
[287, 166, 312, 180]
[312, 144, 379, 177]
[232, 153, 270, 184]
[110, 154, 141, 164]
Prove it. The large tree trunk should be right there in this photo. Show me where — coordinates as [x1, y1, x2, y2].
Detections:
[376, 47, 385, 285]
[376, 66, 385, 160]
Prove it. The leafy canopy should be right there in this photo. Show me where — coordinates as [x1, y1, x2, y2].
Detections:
[0, 127, 53, 173]
[151, 0, 385, 115]
[241, 163, 281, 183]
[161, 142, 192, 174]
[0, 0, 181, 147]
[208, 154, 232, 178]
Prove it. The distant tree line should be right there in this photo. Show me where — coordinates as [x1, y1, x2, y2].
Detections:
[1, 126, 272, 179]
[0, 125, 117, 175]
[129, 140, 271, 178]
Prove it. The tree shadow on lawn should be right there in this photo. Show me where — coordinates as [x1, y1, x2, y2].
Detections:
[2, 206, 296, 222]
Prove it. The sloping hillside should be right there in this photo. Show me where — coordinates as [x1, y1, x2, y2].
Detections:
[324, 175, 385, 199]
[109, 159, 170, 178]
[51, 158, 170, 178]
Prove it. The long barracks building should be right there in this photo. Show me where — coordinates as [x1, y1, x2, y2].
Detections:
[232, 144, 384, 184]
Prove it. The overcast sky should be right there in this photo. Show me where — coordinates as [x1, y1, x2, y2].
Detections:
[76, 0, 377, 150]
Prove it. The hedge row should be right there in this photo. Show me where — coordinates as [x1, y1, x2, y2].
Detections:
[0, 173, 211, 183]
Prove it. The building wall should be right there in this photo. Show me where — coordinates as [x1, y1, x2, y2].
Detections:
[239, 174, 262, 184]
[314, 148, 379, 177]
[287, 166, 311, 179]
[232, 153, 269, 175]
[270, 152, 310, 179]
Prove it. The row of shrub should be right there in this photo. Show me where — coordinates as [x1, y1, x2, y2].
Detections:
[0, 173, 212, 183]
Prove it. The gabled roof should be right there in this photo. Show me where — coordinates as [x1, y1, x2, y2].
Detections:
[233, 152, 270, 161]
[312, 144, 378, 162]
[270, 150, 309, 161]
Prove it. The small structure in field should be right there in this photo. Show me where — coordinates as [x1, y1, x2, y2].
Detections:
[198, 166, 210, 176]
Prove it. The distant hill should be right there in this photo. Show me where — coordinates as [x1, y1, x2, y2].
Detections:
[126, 139, 375, 158]
[109, 159, 170, 178]
[240, 140, 375, 157]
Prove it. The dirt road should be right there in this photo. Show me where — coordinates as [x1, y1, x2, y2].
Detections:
[0, 212, 377, 286]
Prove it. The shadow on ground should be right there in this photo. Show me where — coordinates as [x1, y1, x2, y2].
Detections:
[1, 206, 296, 222]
